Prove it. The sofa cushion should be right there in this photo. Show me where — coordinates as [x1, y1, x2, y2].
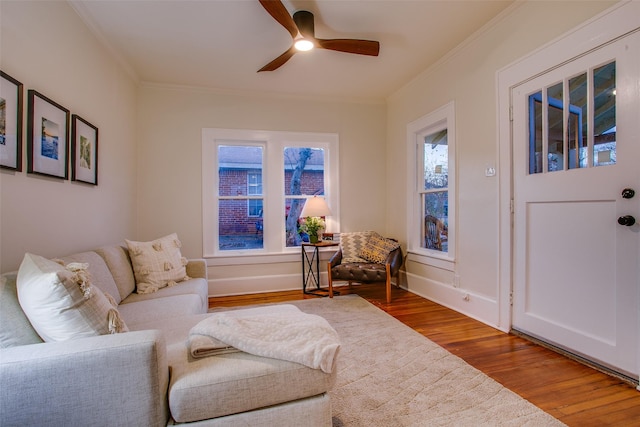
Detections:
[359, 232, 401, 264]
[118, 294, 205, 329]
[339, 231, 373, 263]
[93, 245, 136, 301]
[121, 277, 208, 313]
[59, 251, 123, 305]
[0, 273, 43, 348]
[126, 233, 189, 294]
[169, 351, 336, 423]
[16, 253, 128, 342]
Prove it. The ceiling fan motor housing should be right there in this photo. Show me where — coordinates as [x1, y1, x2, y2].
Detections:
[293, 10, 315, 38]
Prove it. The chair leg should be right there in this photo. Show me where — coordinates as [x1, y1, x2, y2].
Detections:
[327, 262, 333, 299]
[385, 264, 391, 304]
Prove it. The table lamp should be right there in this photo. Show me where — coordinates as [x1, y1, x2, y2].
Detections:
[300, 196, 332, 243]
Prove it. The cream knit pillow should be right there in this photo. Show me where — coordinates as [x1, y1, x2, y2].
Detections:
[16, 253, 128, 342]
[126, 233, 190, 294]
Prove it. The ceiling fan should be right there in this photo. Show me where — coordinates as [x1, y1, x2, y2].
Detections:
[258, 0, 380, 72]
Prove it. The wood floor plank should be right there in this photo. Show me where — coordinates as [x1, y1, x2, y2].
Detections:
[209, 283, 640, 425]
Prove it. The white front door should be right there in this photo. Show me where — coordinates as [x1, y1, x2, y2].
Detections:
[511, 30, 640, 379]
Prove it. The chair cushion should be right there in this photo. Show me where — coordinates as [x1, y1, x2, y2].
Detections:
[331, 262, 389, 283]
[359, 232, 400, 264]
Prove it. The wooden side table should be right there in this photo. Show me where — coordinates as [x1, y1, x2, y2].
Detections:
[301, 241, 339, 296]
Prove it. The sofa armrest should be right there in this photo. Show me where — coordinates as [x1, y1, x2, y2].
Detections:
[186, 259, 207, 280]
[0, 330, 169, 427]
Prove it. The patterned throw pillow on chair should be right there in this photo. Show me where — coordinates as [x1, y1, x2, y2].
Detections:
[359, 232, 401, 264]
[339, 231, 373, 263]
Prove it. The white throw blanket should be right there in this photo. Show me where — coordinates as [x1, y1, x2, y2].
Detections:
[188, 305, 340, 373]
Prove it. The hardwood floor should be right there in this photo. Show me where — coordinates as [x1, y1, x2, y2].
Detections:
[209, 284, 640, 426]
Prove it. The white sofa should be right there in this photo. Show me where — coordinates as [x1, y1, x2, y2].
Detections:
[0, 244, 336, 426]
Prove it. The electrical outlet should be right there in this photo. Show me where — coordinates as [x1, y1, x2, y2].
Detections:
[485, 165, 496, 177]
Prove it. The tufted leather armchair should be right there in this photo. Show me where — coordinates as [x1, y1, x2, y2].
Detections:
[327, 242, 403, 303]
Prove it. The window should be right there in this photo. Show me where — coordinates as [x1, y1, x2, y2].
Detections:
[202, 129, 339, 258]
[406, 102, 456, 269]
[527, 61, 616, 173]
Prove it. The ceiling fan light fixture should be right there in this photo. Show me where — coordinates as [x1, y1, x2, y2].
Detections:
[294, 38, 314, 51]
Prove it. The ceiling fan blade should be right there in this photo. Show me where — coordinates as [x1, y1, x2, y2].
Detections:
[258, 46, 297, 72]
[258, 0, 298, 39]
[317, 39, 380, 56]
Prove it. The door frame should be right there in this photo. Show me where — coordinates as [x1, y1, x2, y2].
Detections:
[496, 2, 640, 333]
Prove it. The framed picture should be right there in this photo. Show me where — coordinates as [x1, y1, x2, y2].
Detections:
[0, 71, 24, 170]
[27, 90, 70, 179]
[71, 114, 98, 185]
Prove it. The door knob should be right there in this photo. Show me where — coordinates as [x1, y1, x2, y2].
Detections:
[618, 215, 636, 226]
[621, 188, 635, 199]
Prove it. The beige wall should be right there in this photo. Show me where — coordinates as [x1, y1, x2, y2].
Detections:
[136, 84, 386, 294]
[0, 0, 618, 309]
[386, 1, 615, 326]
[0, 1, 138, 271]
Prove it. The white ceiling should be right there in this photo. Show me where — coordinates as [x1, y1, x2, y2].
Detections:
[70, 0, 513, 103]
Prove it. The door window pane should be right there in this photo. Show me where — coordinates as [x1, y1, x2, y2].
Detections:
[568, 73, 587, 169]
[529, 91, 543, 174]
[547, 82, 564, 171]
[593, 61, 616, 167]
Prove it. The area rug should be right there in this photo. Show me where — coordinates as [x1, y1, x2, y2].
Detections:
[218, 295, 565, 426]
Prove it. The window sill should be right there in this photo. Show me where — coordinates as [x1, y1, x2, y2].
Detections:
[406, 250, 455, 271]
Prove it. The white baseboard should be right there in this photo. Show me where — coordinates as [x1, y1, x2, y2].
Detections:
[404, 272, 506, 332]
[208, 273, 331, 297]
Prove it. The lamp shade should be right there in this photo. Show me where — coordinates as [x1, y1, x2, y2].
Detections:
[300, 196, 332, 217]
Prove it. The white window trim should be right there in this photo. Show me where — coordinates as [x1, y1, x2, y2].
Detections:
[406, 101, 456, 271]
[202, 128, 340, 261]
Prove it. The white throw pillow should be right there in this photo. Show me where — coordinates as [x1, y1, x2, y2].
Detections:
[125, 233, 189, 294]
[16, 253, 128, 342]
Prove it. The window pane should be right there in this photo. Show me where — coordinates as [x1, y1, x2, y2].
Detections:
[247, 171, 262, 195]
[547, 82, 564, 171]
[568, 73, 587, 169]
[284, 147, 326, 248]
[284, 147, 325, 196]
[218, 199, 263, 250]
[423, 130, 448, 190]
[529, 91, 543, 174]
[218, 145, 263, 196]
[423, 191, 448, 252]
[285, 198, 307, 247]
[593, 61, 616, 167]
